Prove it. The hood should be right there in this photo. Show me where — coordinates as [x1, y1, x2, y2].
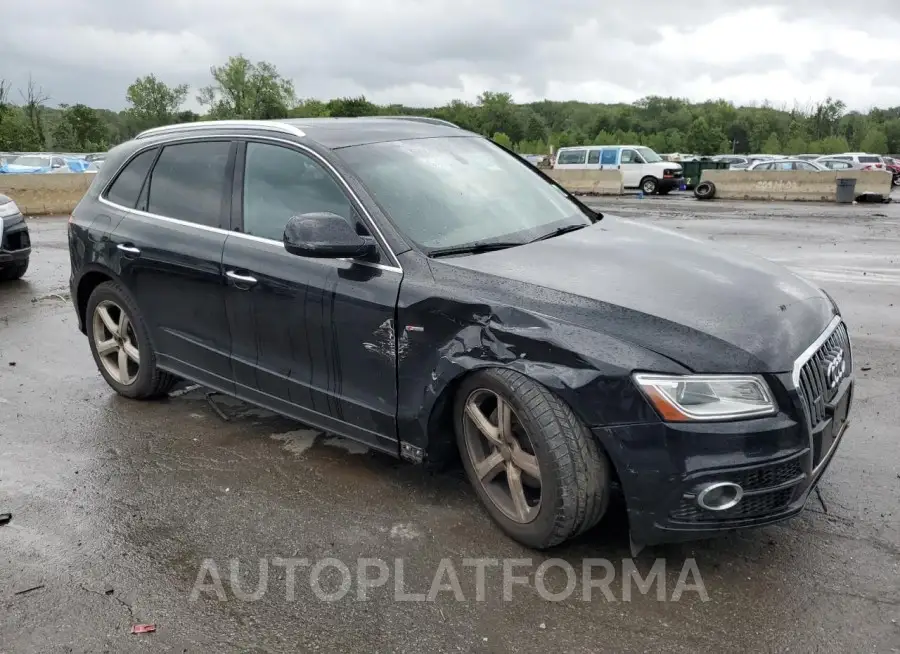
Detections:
[437, 216, 836, 373]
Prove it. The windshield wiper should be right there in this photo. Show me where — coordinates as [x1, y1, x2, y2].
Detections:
[427, 242, 523, 258]
[528, 223, 588, 243]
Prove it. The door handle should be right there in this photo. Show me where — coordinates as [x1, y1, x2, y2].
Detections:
[117, 243, 141, 255]
[226, 270, 257, 285]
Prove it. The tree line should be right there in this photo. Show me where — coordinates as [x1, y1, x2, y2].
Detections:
[2, 55, 900, 156]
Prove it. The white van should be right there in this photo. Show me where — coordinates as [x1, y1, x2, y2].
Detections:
[552, 145, 684, 194]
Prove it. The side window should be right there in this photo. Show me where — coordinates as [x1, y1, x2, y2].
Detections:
[105, 148, 158, 209]
[620, 149, 639, 164]
[600, 149, 618, 165]
[242, 142, 352, 241]
[587, 150, 601, 165]
[795, 162, 817, 171]
[557, 149, 586, 165]
[52, 157, 65, 168]
[147, 141, 232, 227]
[756, 163, 772, 170]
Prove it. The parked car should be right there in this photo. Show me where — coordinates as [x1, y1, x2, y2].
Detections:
[794, 154, 822, 162]
[69, 118, 854, 550]
[553, 145, 684, 194]
[881, 157, 900, 186]
[712, 155, 751, 169]
[0, 154, 89, 174]
[815, 158, 867, 171]
[818, 153, 887, 170]
[0, 194, 31, 280]
[747, 159, 827, 171]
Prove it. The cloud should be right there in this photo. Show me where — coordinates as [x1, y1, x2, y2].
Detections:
[4, 0, 900, 111]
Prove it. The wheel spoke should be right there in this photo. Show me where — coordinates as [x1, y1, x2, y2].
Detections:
[118, 312, 129, 337]
[117, 347, 130, 382]
[511, 446, 541, 483]
[465, 400, 502, 447]
[496, 398, 513, 442]
[97, 306, 118, 336]
[123, 340, 140, 363]
[96, 338, 118, 357]
[506, 464, 530, 522]
[475, 450, 505, 483]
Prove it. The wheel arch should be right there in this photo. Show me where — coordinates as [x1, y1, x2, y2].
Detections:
[75, 265, 122, 334]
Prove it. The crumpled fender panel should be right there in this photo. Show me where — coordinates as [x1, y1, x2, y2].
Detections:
[394, 259, 688, 463]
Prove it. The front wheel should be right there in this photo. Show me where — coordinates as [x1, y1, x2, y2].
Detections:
[640, 176, 659, 195]
[0, 259, 28, 281]
[85, 281, 178, 399]
[454, 368, 610, 549]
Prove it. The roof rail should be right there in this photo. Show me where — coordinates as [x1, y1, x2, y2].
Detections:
[135, 119, 306, 140]
[381, 115, 461, 129]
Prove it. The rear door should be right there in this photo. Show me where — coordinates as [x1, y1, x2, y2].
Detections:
[222, 139, 402, 453]
[109, 139, 236, 391]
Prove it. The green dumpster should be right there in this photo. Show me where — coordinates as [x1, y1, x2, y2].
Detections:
[679, 159, 731, 189]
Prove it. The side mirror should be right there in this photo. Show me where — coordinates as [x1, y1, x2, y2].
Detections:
[283, 212, 377, 259]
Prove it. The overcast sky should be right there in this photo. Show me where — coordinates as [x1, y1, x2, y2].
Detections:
[6, 1, 900, 112]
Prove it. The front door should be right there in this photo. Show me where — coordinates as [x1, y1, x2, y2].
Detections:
[110, 139, 236, 391]
[222, 140, 402, 454]
[619, 148, 644, 187]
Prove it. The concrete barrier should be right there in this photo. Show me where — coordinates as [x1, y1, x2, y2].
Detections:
[546, 169, 624, 195]
[699, 169, 893, 202]
[0, 173, 94, 216]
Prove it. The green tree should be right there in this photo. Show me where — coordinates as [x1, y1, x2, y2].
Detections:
[477, 92, 524, 144]
[686, 117, 727, 155]
[325, 96, 379, 117]
[860, 128, 888, 153]
[290, 99, 330, 118]
[761, 133, 783, 154]
[197, 55, 295, 119]
[125, 75, 189, 131]
[491, 132, 512, 149]
[784, 136, 808, 155]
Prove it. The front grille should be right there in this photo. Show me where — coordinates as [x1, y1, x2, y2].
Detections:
[2, 230, 30, 251]
[796, 322, 851, 429]
[670, 488, 794, 523]
[732, 458, 804, 491]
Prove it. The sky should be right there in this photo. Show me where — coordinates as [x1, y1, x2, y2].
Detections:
[6, 0, 900, 112]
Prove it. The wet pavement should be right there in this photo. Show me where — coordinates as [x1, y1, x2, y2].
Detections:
[1, 206, 899, 653]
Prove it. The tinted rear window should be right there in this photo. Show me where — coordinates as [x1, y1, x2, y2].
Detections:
[557, 149, 586, 165]
[104, 149, 157, 208]
[147, 141, 231, 227]
[858, 156, 881, 163]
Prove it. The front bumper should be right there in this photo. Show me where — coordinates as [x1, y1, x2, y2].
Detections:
[596, 375, 853, 546]
[0, 214, 31, 264]
[658, 175, 683, 192]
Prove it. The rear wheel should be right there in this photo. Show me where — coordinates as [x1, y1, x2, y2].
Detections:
[0, 259, 28, 281]
[455, 368, 610, 549]
[86, 281, 178, 399]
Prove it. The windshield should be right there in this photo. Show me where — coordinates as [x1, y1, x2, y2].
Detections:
[636, 147, 662, 163]
[9, 155, 51, 167]
[337, 136, 591, 251]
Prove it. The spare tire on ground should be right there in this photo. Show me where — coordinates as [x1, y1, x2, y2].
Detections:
[694, 180, 716, 200]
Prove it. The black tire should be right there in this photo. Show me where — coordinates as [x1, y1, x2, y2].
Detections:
[0, 259, 28, 281]
[694, 180, 717, 200]
[454, 368, 610, 549]
[640, 176, 659, 195]
[85, 280, 178, 399]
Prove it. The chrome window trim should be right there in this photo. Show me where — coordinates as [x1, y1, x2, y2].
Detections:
[98, 132, 403, 274]
[791, 315, 844, 388]
[136, 120, 306, 140]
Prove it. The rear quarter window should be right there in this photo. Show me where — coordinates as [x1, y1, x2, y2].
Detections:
[557, 149, 587, 165]
[146, 141, 232, 227]
[104, 148, 158, 209]
[858, 156, 881, 163]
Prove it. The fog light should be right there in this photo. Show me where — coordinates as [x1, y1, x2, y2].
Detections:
[696, 482, 743, 511]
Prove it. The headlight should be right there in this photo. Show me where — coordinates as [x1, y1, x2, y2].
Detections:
[0, 200, 21, 218]
[633, 374, 776, 421]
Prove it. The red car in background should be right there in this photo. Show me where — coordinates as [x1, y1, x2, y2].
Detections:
[882, 156, 900, 186]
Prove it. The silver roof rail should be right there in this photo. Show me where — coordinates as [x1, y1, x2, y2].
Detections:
[135, 119, 306, 140]
[381, 115, 461, 129]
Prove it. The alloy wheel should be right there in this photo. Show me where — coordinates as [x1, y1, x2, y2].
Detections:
[462, 389, 542, 523]
[92, 300, 140, 385]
